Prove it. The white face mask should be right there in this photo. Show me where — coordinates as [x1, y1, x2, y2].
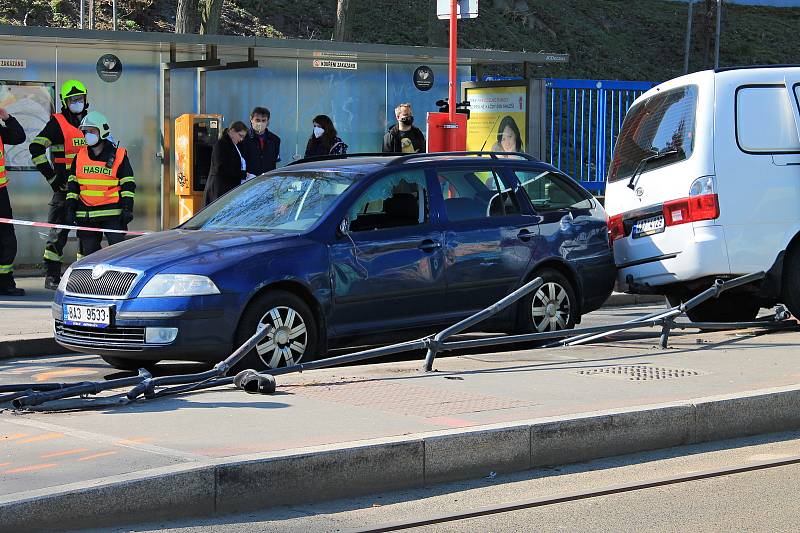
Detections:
[68, 101, 85, 114]
[313, 126, 324, 139]
[252, 122, 266, 134]
[84, 132, 100, 147]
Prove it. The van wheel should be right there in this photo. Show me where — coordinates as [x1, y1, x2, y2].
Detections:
[232, 290, 319, 374]
[517, 269, 577, 333]
[100, 356, 159, 371]
[783, 246, 800, 319]
[666, 292, 760, 323]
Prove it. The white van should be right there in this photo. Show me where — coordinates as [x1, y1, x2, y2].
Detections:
[604, 66, 800, 322]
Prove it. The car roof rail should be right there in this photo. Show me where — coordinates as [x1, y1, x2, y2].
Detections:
[714, 64, 800, 73]
[387, 151, 540, 165]
[285, 152, 399, 167]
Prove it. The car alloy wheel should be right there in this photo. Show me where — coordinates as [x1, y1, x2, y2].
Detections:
[255, 305, 308, 367]
[530, 281, 572, 332]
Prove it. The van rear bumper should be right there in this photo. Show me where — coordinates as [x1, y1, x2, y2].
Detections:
[616, 225, 730, 293]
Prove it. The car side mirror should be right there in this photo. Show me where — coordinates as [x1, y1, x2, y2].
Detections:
[337, 217, 350, 238]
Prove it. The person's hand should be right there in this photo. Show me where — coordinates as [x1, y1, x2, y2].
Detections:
[121, 209, 134, 227]
[0, 108, 9, 121]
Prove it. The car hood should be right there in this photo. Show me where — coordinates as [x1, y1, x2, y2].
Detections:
[73, 229, 299, 274]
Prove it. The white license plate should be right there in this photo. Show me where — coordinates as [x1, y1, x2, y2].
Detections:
[64, 304, 112, 328]
[632, 215, 665, 238]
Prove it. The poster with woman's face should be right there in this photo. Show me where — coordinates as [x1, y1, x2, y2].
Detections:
[0, 81, 56, 170]
[465, 85, 527, 155]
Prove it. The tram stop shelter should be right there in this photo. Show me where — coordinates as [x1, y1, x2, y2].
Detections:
[0, 25, 567, 269]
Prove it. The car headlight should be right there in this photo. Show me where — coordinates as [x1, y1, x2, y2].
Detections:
[57, 266, 72, 294]
[138, 274, 220, 297]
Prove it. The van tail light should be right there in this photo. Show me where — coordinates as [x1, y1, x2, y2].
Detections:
[663, 193, 719, 226]
[608, 214, 625, 243]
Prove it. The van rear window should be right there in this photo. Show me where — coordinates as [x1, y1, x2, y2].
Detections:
[608, 85, 698, 183]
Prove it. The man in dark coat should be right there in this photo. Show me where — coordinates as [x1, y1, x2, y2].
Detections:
[382, 103, 426, 154]
[203, 122, 250, 206]
[238, 107, 281, 176]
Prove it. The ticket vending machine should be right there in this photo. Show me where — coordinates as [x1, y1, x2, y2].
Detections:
[174, 113, 223, 224]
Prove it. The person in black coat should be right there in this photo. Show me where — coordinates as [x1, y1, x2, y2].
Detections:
[382, 103, 426, 154]
[304, 115, 348, 158]
[238, 106, 281, 176]
[203, 121, 252, 206]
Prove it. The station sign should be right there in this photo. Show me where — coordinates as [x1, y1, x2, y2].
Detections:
[437, 0, 478, 19]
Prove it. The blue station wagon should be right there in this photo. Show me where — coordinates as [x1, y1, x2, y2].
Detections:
[54, 152, 616, 371]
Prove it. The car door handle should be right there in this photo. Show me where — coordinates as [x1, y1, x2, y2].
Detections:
[418, 240, 442, 253]
[517, 229, 533, 242]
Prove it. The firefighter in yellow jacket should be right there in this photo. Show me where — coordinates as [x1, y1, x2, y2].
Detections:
[29, 79, 89, 289]
[65, 111, 135, 256]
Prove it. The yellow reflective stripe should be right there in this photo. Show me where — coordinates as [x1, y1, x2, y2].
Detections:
[120, 191, 135, 198]
[32, 154, 49, 165]
[68, 175, 79, 182]
[80, 190, 119, 197]
[66, 192, 79, 200]
[77, 209, 122, 217]
[78, 178, 120, 186]
[0, 166, 5, 173]
[0, 264, 12, 274]
[0, 176, 8, 186]
[66, 153, 77, 159]
[43, 250, 62, 261]
[50, 144, 65, 151]
[32, 136, 52, 147]
[118, 176, 135, 185]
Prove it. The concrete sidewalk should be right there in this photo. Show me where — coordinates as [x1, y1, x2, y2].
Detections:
[1, 318, 799, 531]
[0, 276, 665, 360]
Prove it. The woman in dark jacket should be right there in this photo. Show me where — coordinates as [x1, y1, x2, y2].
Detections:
[203, 121, 251, 206]
[304, 115, 347, 158]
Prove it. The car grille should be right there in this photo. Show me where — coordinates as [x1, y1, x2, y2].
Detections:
[66, 269, 138, 297]
[55, 321, 145, 349]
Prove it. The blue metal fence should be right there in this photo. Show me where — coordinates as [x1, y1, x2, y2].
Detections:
[544, 78, 656, 194]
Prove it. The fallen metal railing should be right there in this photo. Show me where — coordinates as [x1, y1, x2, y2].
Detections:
[1, 271, 795, 411]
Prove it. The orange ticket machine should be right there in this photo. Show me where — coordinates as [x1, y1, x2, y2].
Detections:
[174, 113, 223, 223]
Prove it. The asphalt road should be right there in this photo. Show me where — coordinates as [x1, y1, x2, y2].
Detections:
[81, 430, 800, 533]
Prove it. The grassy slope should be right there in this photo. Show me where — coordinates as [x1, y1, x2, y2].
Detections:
[1, 0, 799, 82]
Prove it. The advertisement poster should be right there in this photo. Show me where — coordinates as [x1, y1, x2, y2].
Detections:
[465, 85, 527, 155]
[0, 80, 56, 170]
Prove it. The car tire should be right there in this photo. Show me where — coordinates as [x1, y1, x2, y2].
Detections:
[666, 292, 760, 323]
[782, 245, 800, 319]
[232, 290, 319, 373]
[100, 355, 159, 371]
[517, 269, 578, 334]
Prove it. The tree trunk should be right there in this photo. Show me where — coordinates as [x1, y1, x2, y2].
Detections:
[176, 0, 198, 34]
[88, 0, 95, 29]
[334, 0, 351, 42]
[200, 0, 224, 35]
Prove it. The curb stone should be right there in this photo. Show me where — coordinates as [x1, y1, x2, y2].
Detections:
[3, 385, 800, 532]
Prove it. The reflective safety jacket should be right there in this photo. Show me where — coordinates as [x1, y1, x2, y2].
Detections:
[0, 114, 26, 189]
[29, 110, 87, 192]
[67, 141, 135, 218]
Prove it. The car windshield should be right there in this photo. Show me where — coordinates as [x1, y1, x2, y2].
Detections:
[183, 170, 361, 232]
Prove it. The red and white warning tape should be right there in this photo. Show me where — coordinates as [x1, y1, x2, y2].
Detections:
[0, 217, 152, 235]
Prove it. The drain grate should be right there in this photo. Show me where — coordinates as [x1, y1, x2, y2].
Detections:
[575, 365, 702, 381]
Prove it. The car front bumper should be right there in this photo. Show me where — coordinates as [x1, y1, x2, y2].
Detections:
[53, 293, 239, 363]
